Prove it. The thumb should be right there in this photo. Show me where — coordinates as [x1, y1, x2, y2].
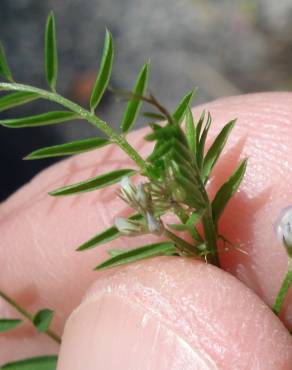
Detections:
[57, 258, 292, 370]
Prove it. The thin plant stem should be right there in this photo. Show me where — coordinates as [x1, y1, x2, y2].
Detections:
[148, 93, 175, 125]
[194, 160, 220, 267]
[201, 207, 219, 266]
[109, 87, 174, 124]
[164, 229, 198, 256]
[0, 82, 146, 169]
[0, 289, 61, 344]
[273, 258, 292, 315]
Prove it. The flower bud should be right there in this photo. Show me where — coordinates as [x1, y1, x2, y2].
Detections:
[275, 206, 292, 251]
[146, 212, 163, 235]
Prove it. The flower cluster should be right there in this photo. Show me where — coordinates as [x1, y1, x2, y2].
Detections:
[115, 177, 164, 236]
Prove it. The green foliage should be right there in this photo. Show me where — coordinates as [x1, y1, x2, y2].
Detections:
[202, 119, 235, 183]
[212, 159, 247, 224]
[33, 309, 54, 333]
[95, 242, 176, 270]
[197, 112, 212, 169]
[25, 137, 109, 160]
[173, 90, 195, 124]
[45, 12, 58, 91]
[0, 111, 78, 128]
[0, 42, 13, 82]
[185, 107, 197, 155]
[90, 30, 114, 111]
[0, 12, 250, 361]
[0, 319, 22, 333]
[0, 92, 39, 112]
[49, 168, 136, 196]
[0, 13, 247, 267]
[121, 63, 149, 133]
[1, 356, 57, 370]
[0, 13, 253, 362]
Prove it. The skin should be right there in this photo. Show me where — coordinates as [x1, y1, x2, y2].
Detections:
[0, 92, 292, 368]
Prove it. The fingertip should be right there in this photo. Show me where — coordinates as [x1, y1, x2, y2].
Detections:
[57, 257, 292, 370]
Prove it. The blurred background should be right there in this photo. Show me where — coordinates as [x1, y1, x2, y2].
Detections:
[1, 0, 292, 201]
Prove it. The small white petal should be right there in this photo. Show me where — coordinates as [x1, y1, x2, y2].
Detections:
[136, 184, 147, 207]
[115, 216, 142, 236]
[146, 212, 161, 233]
[120, 176, 131, 190]
[275, 206, 292, 248]
[115, 217, 130, 232]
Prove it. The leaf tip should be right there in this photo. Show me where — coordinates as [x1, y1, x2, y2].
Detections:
[76, 245, 84, 252]
[48, 189, 58, 196]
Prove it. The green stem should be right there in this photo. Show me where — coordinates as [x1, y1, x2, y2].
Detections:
[164, 229, 198, 256]
[201, 205, 220, 266]
[0, 82, 146, 169]
[202, 217, 219, 266]
[196, 167, 219, 266]
[273, 258, 292, 315]
[0, 289, 61, 344]
[189, 158, 220, 266]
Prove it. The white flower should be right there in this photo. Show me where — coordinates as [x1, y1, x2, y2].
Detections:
[115, 217, 141, 236]
[136, 184, 147, 208]
[146, 212, 163, 234]
[275, 206, 292, 249]
[120, 176, 132, 193]
[119, 177, 148, 210]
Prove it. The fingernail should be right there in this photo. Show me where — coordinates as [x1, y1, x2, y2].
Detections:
[57, 293, 217, 370]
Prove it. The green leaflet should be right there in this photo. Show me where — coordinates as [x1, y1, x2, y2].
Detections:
[33, 309, 54, 333]
[121, 63, 150, 133]
[25, 136, 109, 160]
[95, 242, 176, 270]
[0, 319, 22, 333]
[202, 120, 235, 183]
[212, 158, 247, 224]
[185, 107, 197, 155]
[0, 92, 39, 112]
[195, 110, 205, 152]
[197, 112, 212, 169]
[49, 168, 136, 196]
[0, 42, 13, 82]
[90, 29, 114, 111]
[77, 214, 143, 251]
[0, 356, 58, 370]
[0, 111, 78, 128]
[45, 12, 58, 91]
[173, 90, 195, 125]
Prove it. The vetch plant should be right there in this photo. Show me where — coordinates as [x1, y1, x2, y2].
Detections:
[0, 11, 290, 369]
